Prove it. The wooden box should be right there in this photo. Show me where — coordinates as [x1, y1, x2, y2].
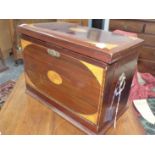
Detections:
[17, 22, 143, 134]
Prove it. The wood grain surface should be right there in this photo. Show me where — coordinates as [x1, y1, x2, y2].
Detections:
[17, 22, 143, 64]
[0, 74, 145, 135]
[23, 43, 106, 125]
[17, 22, 144, 134]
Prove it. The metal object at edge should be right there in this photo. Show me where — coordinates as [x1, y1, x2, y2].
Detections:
[47, 49, 60, 58]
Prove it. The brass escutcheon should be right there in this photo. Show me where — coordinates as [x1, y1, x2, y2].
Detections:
[47, 49, 60, 58]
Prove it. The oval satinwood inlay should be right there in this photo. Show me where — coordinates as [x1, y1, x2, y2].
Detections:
[47, 70, 62, 85]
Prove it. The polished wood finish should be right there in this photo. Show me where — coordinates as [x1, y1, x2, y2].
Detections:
[17, 22, 143, 64]
[11, 19, 86, 63]
[0, 74, 145, 135]
[110, 19, 155, 76]
[18, 22, 143, 134]
[24, 44, 103, 117]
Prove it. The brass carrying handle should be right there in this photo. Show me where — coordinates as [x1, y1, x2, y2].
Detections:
[47, 49, 60, 58]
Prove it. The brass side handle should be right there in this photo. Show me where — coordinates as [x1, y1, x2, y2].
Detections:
[47, 49, 60, 58]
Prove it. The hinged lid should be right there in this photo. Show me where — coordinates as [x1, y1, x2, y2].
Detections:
[17, 22, 143, 64]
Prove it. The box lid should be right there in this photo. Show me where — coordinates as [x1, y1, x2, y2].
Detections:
[17, 22, 143, 64]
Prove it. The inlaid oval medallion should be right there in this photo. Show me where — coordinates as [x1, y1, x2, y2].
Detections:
[47, 70, 62, 85]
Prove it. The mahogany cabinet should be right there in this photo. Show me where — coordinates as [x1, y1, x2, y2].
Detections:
[17, 22, 143, 134]
[110, 19, 155, 76]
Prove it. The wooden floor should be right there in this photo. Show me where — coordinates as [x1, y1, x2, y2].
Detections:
[0, 73, 145, 135]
